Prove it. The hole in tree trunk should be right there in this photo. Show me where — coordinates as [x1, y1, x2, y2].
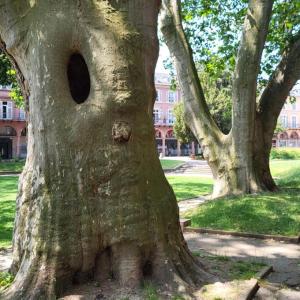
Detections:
[67, 53, 90, 104]
[142, 260, 153, 277]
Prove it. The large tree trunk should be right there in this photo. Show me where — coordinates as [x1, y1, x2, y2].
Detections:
[0, 2, 212, 299]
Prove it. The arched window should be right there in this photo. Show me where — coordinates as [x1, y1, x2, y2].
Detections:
[166, 130, 175, 139]
[0, 126, 17, 136]
[279, 132, 288, 139]
[155, 130, 162, 138]
[290, 131, 299, 139]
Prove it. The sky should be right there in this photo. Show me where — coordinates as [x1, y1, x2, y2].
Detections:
[155, 44, 170, 74]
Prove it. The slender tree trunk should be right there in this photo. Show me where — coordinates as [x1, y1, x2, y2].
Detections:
[0, 2, 212, 299]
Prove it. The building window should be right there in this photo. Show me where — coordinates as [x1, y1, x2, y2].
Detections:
[280, 115, 288, 128]
[166, 130, 175, 138]
[168, 109, 175, 124]
[0, 101, 13, 120]
[292, 103, 296, 110]
[19, 109, 25, 120]
[153, 109, 160, 124]
[168, 91, 176, 103]
[155, 90, 161, 102]
[292, 116, 297, 128]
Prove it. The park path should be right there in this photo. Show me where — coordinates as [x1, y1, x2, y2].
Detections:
[165, 159, 213, 177]
[185, 231, 300, 289]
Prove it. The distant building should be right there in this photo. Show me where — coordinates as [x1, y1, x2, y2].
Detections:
[154, 73, 200, 156]
[8, 76, 299, 159]
[273, 83, 300, 148]
[0, 88, 27, 159]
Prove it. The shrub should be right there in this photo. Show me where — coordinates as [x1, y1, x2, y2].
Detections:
[270, 148, 300, 160]
[0, 272, 14, 289]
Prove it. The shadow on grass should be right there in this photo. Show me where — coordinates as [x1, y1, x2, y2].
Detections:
[173, 182, 212, 200]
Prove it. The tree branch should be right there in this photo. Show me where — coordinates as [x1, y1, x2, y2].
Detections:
[258, 31, 300, 138]
[231, 0, 274, 152]
[159, 0, 224, 147]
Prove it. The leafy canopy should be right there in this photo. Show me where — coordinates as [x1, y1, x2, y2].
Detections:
[0, 51, 24, 107]
[181, 0, 300, 84]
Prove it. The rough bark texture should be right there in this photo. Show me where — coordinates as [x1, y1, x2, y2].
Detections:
[0, 1, 213, 299]
[160, 0, 300, 197]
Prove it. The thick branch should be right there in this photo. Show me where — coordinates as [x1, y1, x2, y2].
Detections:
[231, 0, 273, 157]
[258, 31, 300, 139]
[159, 0, 224, 147]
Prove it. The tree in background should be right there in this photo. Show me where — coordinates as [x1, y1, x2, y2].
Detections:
[0, 50, 24, 107]
[160, 0, 300, 197]
[0, 2, 212, 299]
[173, 70, 232, 144]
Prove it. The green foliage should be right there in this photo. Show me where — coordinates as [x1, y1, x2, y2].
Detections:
[229, 261, 266, 280]
[0, 272, 14, 289]
[274, 121, 284, 134]
[143, 282, 159, 300]
[270, 148, 300, 160]
[173, 102, 196, 144]
[0, 52, 12, 86]
[0, 51, 24, 108]
[200, 69, 232, 134]
[180, 0, 300, 86]
[173, 69, 232, 142]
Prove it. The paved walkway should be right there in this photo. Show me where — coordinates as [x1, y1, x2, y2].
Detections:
[178, 196, 208, 212]
[165, 159, 213, 177]
[0, 248, 12, 272]
[185, 231, 300, 288]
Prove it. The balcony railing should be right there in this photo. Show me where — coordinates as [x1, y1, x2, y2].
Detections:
[281, 122, 300, 129]
[153, 118, 175, 126]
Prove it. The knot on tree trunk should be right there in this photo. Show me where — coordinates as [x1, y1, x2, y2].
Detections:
[112, 121, 132, 143]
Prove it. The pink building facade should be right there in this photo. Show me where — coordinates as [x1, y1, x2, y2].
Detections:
[154, 74, 200, 156]
[0, 89, 27, 159]
[273, 95, 300, 147]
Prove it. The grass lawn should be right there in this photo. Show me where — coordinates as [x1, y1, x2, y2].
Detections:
[0, 159, 299, 250]
[160, 159, 185, 170]
[183, 190, 300, 236]
[166, 175, 213, 201]
[270, 159, 300, 177]
[0, 160, 25, 173]
[182, 163, 300, 236]
[0, 176, 17, 248]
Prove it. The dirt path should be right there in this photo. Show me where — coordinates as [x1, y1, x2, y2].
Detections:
[185, 231, 300, 289]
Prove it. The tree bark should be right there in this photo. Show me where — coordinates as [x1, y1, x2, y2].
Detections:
[0, 2, 212, 299]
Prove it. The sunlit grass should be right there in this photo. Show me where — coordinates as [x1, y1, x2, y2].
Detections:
[0, 176, 18, 248]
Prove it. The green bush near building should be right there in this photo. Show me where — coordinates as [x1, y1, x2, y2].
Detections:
[270, 147, 300, 160]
